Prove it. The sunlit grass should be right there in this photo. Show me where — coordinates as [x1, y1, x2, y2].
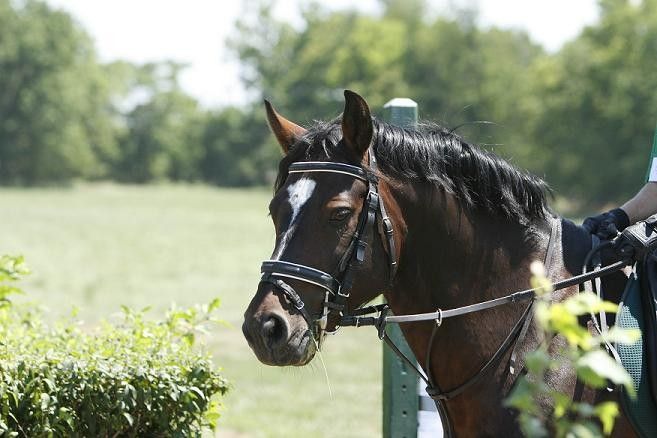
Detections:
[0, 183, 381, 437]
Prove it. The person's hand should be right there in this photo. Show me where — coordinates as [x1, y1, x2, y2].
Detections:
[582, 208, 630, 239]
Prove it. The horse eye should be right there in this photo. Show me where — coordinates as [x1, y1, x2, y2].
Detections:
[330, 208, 352, 222]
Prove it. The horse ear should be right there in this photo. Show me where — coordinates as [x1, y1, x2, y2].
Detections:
[341, 90, 373, 160]
[264, 100, 306, 154]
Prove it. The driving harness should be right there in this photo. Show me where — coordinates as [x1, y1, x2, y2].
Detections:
[258, 148, 632, 437]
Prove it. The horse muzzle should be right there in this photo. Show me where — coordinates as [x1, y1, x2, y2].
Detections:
[242, 287, 317, 366]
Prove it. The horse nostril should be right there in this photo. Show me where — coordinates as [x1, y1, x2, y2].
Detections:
[261, 312, 289, 346]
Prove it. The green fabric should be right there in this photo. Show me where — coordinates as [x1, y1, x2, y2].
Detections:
[646, 123, 657, 182]
[616, 273, 657, 437]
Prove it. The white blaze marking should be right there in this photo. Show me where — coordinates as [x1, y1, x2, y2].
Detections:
[272, 178, 316, 259]
[288, 178, 317, 224]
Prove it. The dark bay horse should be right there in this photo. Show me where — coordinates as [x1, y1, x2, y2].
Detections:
[242, 90, 633, 436]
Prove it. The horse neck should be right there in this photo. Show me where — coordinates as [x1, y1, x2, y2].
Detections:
[385, 184, 549, 316]
[382, 182, 553, 431]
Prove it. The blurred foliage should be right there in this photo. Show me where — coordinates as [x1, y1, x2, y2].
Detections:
[504, 262, 639, 437]
[0, 255, 29, 307]
[0, 0, 655, 203]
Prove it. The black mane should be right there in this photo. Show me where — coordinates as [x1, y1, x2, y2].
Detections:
[275, 118, 550, 226]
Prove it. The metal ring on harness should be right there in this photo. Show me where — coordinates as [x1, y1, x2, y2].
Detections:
[434, 308, 443, 327]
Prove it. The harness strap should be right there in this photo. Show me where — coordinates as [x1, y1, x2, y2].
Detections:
[288, 161, 371, 182]
[427, 301, 535, 401]
[369, 149, 398, 283]
[331, 182, 381, 314]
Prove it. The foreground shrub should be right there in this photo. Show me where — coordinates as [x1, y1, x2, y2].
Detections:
[0, 255, 29, 307]
[0, 289, 228, 436]
[505, 261, 638, 437]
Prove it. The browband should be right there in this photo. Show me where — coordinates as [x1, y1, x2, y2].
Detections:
[288, 161, 373, 182]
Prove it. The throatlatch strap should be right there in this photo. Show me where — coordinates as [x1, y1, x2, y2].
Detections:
[368, 149, 398, 283]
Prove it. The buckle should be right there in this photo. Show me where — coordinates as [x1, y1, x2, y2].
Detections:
[367, 191, 379, 209]
[337, 287, 350, 298]
[376, 307, 390, 340]
[356, 240, 368, 262]
[382, 217, 394, 235]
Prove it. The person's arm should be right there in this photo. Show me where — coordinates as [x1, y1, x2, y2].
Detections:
[621, 181, 657, 223]
[584, 123, 657, 238]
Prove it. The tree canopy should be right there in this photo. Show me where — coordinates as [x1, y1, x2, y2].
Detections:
[0, 0, 655, 205]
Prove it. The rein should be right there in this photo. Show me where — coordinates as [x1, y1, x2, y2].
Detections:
[339, 258, 628, 328]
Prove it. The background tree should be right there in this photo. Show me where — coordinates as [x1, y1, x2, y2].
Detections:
[229, 1, 410, 120]
[201, 107, 278, 187]
[528, 0, 657, 201]
[114, 62, 207, 183]
[1, 0, 656, 206]
[0, 0, 118, 184]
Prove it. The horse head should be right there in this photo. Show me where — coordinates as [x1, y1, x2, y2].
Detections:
[242, 91, 398, 366]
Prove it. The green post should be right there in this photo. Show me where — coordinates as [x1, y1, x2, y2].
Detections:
[382, 98, 419, 438]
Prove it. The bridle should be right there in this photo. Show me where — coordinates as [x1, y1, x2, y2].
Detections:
[259, 149, 397, 348]
[258, 147, 632, 437]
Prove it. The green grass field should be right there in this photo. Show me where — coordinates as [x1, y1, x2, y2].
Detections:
[1, 183, 381, 437]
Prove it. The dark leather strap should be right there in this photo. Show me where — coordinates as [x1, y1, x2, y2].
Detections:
[426, 301, 534, 401]
[261, 260, 340, 295]
[340, 259, 628, 329]
[330, 183, 381, 314]
[369, 149, 398, 283]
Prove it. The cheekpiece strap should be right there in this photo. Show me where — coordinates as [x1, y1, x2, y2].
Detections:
[367, 149, 398, 283]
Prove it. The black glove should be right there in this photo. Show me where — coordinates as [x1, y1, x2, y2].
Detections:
[582, 207, 630, 239]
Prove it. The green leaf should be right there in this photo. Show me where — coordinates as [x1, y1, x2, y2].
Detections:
[577, 351, 634, 395]
[208, 298, 221, 313]
[525, 350, 551, 375]
[595, 401, 620, 435]
[504, 378, 538, 414]
[518, 413, 548, 438]
[123, 412, 134, 426]
[563, 292, 618, 316]
[183, 333, 195, 346]
[598, 327, 641, 346]
[567, 421, 602, 438]
[552, 392, 571, 419]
